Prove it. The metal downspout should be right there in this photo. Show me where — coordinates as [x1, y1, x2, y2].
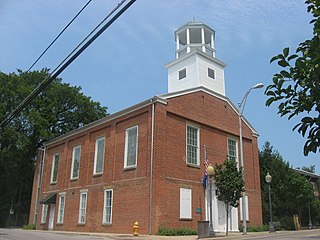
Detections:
[34, 145, 46, 225]
[149, 102, 155, 234]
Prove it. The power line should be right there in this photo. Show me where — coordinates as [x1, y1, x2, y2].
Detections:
[27, 0, 93, 72]
[0, 0, 136, 128]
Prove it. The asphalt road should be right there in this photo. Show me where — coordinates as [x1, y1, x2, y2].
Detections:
[1, 228, 320, 240]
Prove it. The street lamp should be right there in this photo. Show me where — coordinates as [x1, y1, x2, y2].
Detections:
[207, 164, 215, 237]
[238, 82, 264, 234]
[265, 172, 275, 233]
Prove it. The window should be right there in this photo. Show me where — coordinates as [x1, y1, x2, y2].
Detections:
[178, 68, 186, 80]
[94, 137, 105, 174]
[57, 193, 66, 224]
[41, 204, 48, 224]
[50, 153, 59, 183]
[124, 126, 138, 168]
[208, 67, 215, 79]
[71, 145, 81, 179]
[103, 189, 113, 224]
[228, 138, 237, 162]
[240, 195, 249, 221]
[78, 192, 87, 224]
[180, 188, 192, 219]
[186, 125, 200, 165]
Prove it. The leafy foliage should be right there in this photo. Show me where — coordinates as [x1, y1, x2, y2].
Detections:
[214, 158, 244, 236]
[158, 227, 197, 236]
[0, 69, 107, 227]
[259, 142, 315, 229]
[265, 0, 320, 156]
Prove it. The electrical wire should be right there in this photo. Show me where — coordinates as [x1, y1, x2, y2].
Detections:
[27, 0, 93, 72]
[0, 0, 136, 128]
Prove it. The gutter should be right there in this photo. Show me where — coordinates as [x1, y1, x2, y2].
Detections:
[149, 102, 155, 234]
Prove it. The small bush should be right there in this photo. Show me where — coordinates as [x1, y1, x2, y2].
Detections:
[22, 224, 36, 230]
[158, 227, 197, 236]
[239, 225, 268, 232]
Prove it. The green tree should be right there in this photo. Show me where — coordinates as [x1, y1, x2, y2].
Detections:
[259, 142, 314, 229]
[0, 69, 107, 227]
[214, 158, 244, 236]
[265, 0, 320, 156]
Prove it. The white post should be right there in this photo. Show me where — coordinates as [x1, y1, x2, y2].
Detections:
[201, 27, 205, 52]
[186, 28, 190, 53]
[176, 34, 180, 59]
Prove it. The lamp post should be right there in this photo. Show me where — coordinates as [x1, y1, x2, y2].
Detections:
[265, 172, 275, 233]
[207, 164, 215, 237]
[238, 83, 264, 234]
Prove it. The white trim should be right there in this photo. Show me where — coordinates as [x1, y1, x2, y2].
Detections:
[71, 145, 81, 180]
[40, 204, 48, 224]
[50, 153, 59, 184]
[124, 125, 138, 169]
[240, 195, 249, 221]
[57, 193, 66, 224]
[103, 189, 113, 224]
[227, 137, 239, 166]
[93, 137, 105, 175]
[180, 188, 192, 219]
[186, 124, 200, 166]
[78, 192, 87, 224]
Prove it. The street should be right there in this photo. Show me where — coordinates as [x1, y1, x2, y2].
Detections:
[0, 228, 320, 240]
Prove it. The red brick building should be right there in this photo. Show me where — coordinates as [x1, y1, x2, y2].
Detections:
[29, 21, 262, 234]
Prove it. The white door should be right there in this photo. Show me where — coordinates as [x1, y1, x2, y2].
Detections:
[48, 205, 55, 230]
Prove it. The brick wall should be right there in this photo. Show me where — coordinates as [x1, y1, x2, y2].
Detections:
[30, 89, 262, 234]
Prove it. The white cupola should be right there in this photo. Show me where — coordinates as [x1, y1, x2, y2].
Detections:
[165, 21, 227, 96]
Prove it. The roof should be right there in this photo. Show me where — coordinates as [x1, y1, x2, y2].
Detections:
[293, 168, 320, 179]
[45, 86, 258, 146]
[159, 86, 258, 136]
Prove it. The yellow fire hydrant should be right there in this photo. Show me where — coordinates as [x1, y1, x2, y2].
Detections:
[133, 221, 139, 236]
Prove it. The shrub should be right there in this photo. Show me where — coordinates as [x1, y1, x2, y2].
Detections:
[158, 227, 197, 236]
[239, 225, 268, 232]
[22, 224, 36, 230]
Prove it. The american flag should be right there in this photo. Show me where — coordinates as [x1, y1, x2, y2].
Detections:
[202, 145, 210, 189]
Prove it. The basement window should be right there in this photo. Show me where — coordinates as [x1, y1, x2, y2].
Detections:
[178, 68, 187, 80]
[208, 67, 215, 79]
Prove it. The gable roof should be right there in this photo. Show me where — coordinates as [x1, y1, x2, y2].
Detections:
[158, 86, 258, 135]
[46, 86, 258, 146]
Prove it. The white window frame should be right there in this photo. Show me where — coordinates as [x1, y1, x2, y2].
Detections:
[124, 126, 138, 169]
[94, 137, 105, 175]
[178, 68, 187, 80]
[227, 138, 238, 164]
[50, 153, 59, 184]
[40, 204, 48, 224]
[180, 188, 192, 219]
[240, 195, 249, 221]
[186, 125, 200, 166]
[208, 67, 215, 79]
[78, 191, 87, 224]
[71, 145, 81, 180]
[57, 193, 66, 224]
[103, 189, 113, 224]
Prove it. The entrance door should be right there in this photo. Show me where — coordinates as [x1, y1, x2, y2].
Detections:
[48, 205, 55, 230]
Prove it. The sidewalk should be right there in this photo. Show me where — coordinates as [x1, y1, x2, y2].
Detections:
[48, 230, 274, 240]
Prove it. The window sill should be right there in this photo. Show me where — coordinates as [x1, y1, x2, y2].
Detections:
[93, 173, 103, 178]
[102, 223, 112, 226]
[187, 163, 200, 169]
[70, 178, 78, 182]
[56, 223, 63, 226]
[124, 166, 137, 171]
[77, 223, 86, 226]
[179, 218, 193, 221]
[50, 182, 57, 185]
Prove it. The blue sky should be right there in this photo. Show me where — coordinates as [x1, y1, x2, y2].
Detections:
[0, 0, 318, 173]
